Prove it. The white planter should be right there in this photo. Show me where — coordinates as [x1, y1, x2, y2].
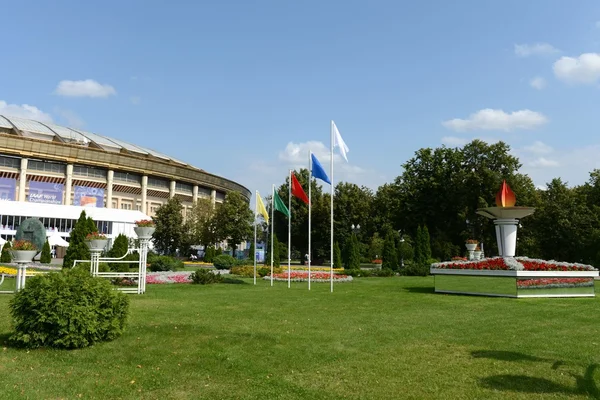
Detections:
[473, 251, 482, 260]
[10, 250, 38, 263]
[86, 239, 108, 251]
[134, 226, 155, 239]
[465, 243, 477, 251]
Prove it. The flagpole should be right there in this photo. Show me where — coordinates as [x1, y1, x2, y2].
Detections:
[308, 151, 312, 291]
[271, 184, 274, 287]
[288, 169, 292, 289]
[330, 121, 334, 293]
[253, 190, 257, 285]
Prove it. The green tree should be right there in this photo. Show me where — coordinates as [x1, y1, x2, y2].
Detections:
[421, 225, 432, 261]
[333, 241, 342, 268]
[108, 234, 129, 271]
[333, 182, 374, 246]
[368, 233, 384, 260]
[213, 191, 253, 256]
[187, 198, 217, 245]
[63, 211, 97, 269]
[248, 241, 255, 262]
[40, 240, 51, 264]
[382, 232, 398, 270]
[203, 246, 215, 263]
[265, 235, 281, 267]
[152, 198, 184, 256]
[1, 240, 12, 263]
[343, 234, 360, 269]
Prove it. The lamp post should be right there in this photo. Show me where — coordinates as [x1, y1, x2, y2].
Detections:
[398, 229, 405, 268]
[351, 223, 361, 234]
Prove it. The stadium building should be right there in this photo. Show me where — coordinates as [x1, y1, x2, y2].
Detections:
[0, 115, 250, 245]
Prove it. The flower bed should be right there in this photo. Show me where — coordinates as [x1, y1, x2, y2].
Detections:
[146, 272, 193, 284]
[0, 266, 41, 276]
[287, 267, 345, 272]
[432, 257, 597, 272]
[430, 257, 598, 298]
[264, 271, 353, 283]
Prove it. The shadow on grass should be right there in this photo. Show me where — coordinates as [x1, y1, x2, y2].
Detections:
[480, 375, 572, 395]
[0, 332, 11, 346]
[472, 350, 549, 363]
[221, 278, 247, 285]
[403, 286, 435, 294]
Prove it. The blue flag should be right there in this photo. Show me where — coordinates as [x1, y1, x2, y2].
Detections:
[311, 153, 331, 184]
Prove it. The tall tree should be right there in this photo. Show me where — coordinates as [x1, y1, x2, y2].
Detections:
[382, 232, 398, 270]
[108, 234, 129, 271]
[343, 233, 360, 269]
[63, 211, 97, 269]
[187, 198, 217, 245]
[333, 241, 342, 268]
[213, 191, 253, 255]
[152, 198, 184, 256]
[333, 182, 374, 246]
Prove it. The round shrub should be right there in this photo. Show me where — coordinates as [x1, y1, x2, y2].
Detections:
[149, 255, 183, 272]
[190, 269, 223, 285]
[9, 268, 129, 349]
[212, 254, 236, 270]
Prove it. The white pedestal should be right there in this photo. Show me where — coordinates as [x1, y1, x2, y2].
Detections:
[494, 218, 519, 257]
[89, 249, 102, 276]
[15, 263, 28, 291]
[138, 238, 150, 294]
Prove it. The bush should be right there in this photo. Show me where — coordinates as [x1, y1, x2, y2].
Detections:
[342, 269, 372, 277]
[1, 240, 12, 263]
[234, 258, 253, 267]
[373, 268, 395, 277]
[403, 259, 433, 276]
[148, 256, 183, 272]
[203, 246, 215, 263]
[190, 269, 223, 285]
[230, 266, 283, 277]
[9, 268, 129, 349]
[40, 240, 52, 264]
[212, 254, 236, 270]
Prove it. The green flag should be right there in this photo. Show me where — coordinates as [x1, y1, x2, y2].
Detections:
[273, 191, 289, 218]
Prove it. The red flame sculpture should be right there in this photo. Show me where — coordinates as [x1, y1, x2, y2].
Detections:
[495, 180, 516, 208]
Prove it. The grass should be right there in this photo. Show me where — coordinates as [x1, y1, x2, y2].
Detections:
[0, 277, 598, 399]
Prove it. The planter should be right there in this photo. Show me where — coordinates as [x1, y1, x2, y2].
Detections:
[134, 226, 155, 239]
[465, 243, 477, 251]
[10, 250, 38, 263]
[86, 239, 108, 251]
[430, 268, 599, 298]
[473, 251, 482, 260]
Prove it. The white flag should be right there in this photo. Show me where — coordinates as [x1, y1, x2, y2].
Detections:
[332, 121, 349, 162]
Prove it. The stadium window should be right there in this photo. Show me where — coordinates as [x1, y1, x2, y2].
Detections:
[175, 182, 193, 193]
[28, 160, 66, 174]
[114, 171, 141, 184]
[0, 155, 20, 169]
[73, 165, 107, 178]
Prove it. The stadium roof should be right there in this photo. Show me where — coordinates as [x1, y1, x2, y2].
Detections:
[0, 115, 193, 169]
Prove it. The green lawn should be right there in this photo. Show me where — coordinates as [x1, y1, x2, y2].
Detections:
[0, 277, 598, 399]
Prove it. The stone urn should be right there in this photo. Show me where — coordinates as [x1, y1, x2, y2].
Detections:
[465, 243, 477, 251]
[134, 226, 155, 240]
[86, 239, 108, 251]
[10, 250, 38, 263]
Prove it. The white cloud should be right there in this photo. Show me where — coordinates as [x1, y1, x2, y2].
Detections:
[0, 100, 53, 123]
[441, 136, 469, 147]
[523, 140, 553, 154]
[553, 53, 600, 84]
[55, 79, 117, 98]
[529, 76, 547, 90]
[514, 43, 559, 57]
[54, 108, 85, 128]
[130, 96, 141, 105]
[442, 109, 548, 132]
[278, 141, 364, 175]
[528, 157, 560, 168]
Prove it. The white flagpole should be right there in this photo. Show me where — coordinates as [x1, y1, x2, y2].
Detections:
[271, 184, 274, 287]
[253, 190, 257, 285]
[330, 120, 334, 293]
[288, 169, 292, 289]
[308, 151, 312, 291]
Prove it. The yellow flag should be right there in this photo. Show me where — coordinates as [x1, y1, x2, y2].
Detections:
[256, 191, 269, 223]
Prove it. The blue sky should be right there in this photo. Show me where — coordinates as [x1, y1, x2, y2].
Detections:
[3, 0, 600, 200]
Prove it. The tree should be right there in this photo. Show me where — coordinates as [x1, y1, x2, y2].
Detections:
[333, 241, 342, 268]
[152, 198, 184, 256]
[213, 191, 253, 255]
[382, 232, 398, 270]
[187, 198, 217, 246]
[40, 240, 51, 264]
[368, 233, 384, 260]
[1, 240, 12, 263]
[203, 246, 215, 263]
[333, 182, 374, 246]
[265, 235, 281, 267]
[108, 234, 129, 271]
[343, 234, 360, 269]
[63, 211, 97, 269]
[248, 241, 255, 262]
[421, 225, 432, 262]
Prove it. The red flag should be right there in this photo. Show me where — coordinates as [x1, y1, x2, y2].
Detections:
[291, 173, 309, 204]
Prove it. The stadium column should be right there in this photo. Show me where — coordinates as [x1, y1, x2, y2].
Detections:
[18, 158, 28, 201]
[169, 180, 176, 198]
[141, 175, 148, 214]
[106, 170, 114, 208]
[192, 185, 198, 203]
[211, 189, 216, 207]
[65, 164, 73, 205]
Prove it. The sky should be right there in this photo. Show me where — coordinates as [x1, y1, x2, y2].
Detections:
[3, 0, 600, 202]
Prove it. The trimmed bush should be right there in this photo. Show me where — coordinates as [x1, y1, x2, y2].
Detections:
[148, 256, 183, 272]
[40, 240, 52, 264]
[1, 240, 12, 263]
[190, 269, 223, 285]
[9, 268, 129, 349]
[230, 266, 283, 277]
[213, 254, 236, 270]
